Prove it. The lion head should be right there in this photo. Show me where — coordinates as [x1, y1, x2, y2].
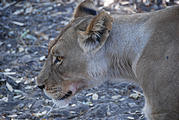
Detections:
[36, 0, 113, 105]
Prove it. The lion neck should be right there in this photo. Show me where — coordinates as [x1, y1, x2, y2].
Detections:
[104, 14, 152, 82]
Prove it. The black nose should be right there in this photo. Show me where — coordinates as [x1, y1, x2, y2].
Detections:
[38, 85, 45, 90]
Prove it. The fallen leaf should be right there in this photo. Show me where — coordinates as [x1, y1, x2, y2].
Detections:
[20, 29, 30, 39]
[119, 98, 126, 101]
[1, 97, 8, 102]
[8, 114, 18, 118]
[25, 6, 33, 14]
[11, 21, 25, 26]
[13, 95, 22, 99]
[112, 95, 121, 100]
[13, 9, 24, 15]
[6, 82, 13, 92]
[127, 116, 135, 120]
[4, 68, 11, 72]
[40, 56, 46, 61]
[33, 110, 47, 117]
[86, 93, 93, 96]
[70, 111, 76, 114]
[71, 104, 76, 107]
[92, 93, 98, 100]
[130, 93, 140, 99]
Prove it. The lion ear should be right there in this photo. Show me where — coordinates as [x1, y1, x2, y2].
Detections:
[73, 0, 97, 19]
[78, 11, 113, 53]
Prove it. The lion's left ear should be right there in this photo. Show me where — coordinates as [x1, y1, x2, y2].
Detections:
[78, 11, 113, 53]
[73, 0, 97, 19]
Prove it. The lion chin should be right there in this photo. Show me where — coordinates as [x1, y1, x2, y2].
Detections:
[44, 90, 71, 108]
[43, 83, 78, 108]
[52, 99, 70, 108]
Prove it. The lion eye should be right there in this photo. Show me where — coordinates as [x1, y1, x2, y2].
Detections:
[54, 56, 64, 65]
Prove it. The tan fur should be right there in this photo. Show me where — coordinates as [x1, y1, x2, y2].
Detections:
[37, 1, 179, 120]
[86, 11, 113, 34]
[48, 23, 72, 55]
[78, 11, 113, 53]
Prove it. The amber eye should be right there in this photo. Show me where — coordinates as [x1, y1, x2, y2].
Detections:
[55, 56, 64, 65]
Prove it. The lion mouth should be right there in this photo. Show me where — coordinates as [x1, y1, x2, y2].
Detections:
[51, 90, 73, 108]
[59, 90, 73, 100]
[43, 80, 87, 103]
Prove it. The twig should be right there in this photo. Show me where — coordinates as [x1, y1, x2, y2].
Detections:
[0, 22, 11, 30]
[46, 104, 56, 116]
[0, 0, 21, 11]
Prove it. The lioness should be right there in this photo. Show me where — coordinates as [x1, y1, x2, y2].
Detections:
[36, 0, 179, 119]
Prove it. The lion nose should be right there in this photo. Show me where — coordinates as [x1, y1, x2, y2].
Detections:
[38, 85, 45, 90]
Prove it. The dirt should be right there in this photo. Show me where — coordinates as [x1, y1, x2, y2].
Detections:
[0, 0, 177, 119]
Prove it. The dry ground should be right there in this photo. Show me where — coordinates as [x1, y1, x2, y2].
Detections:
[0, 0, 178, 119]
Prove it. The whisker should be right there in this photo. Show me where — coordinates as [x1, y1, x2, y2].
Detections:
[47, 88, 69, 95]
[46, 88, 73, 100]
[46, 104, 56, 116]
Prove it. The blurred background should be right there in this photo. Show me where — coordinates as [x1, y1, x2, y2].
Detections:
[0, 0, 178, 120]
